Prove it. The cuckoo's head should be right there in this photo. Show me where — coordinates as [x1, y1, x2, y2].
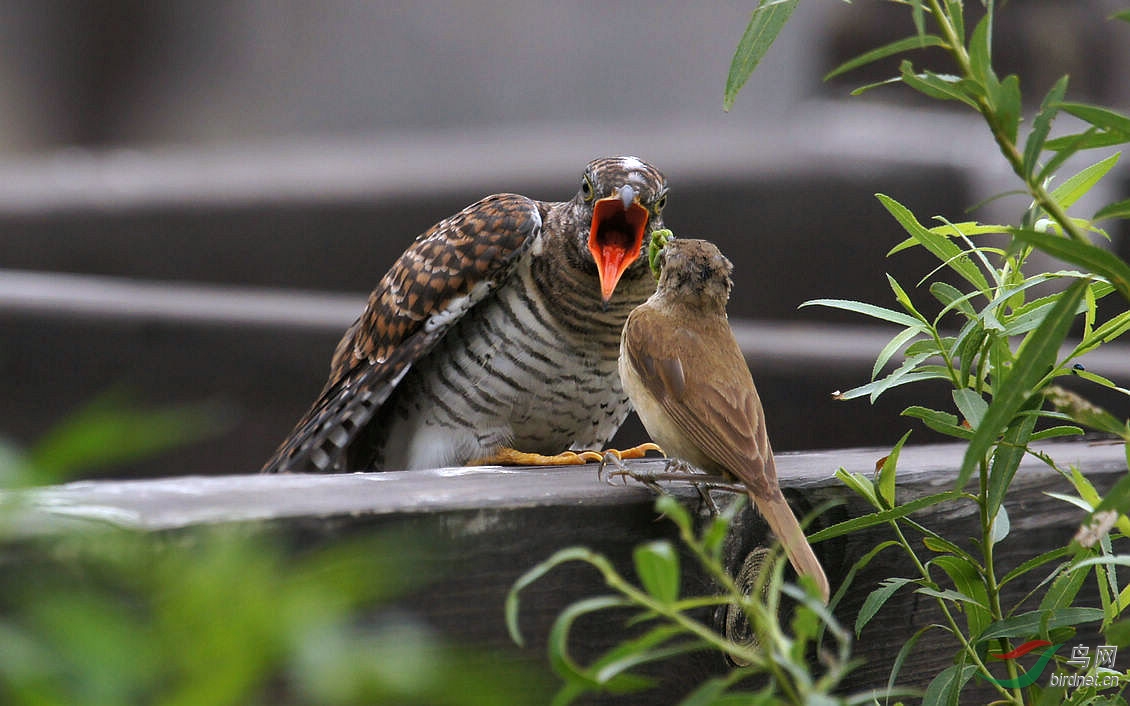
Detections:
[574, 156, 668, 303]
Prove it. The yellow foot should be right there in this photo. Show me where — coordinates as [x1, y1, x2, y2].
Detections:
[596, 442, 665, 462]
[469, 447, 605, 466]
[596, 443, 666, 484]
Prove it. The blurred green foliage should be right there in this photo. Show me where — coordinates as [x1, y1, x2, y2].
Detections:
[0, 395, 548, 705]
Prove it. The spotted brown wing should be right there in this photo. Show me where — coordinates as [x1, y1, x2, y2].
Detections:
[262, 193, 545, 473]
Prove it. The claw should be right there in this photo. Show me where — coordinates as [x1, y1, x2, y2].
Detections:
[597, 450, 631, 484]
[616, 442, 665, 460]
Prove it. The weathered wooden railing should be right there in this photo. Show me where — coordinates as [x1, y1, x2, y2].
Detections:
[11, 440, 1126, 702]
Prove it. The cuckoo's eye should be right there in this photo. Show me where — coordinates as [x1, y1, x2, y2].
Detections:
[581, 176, 595, 202]
[654, 193, 668, 213]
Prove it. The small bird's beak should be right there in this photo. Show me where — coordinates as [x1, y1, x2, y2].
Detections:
[588, 184, 649, 303]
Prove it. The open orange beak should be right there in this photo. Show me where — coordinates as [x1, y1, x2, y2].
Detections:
[587, 184, 650, 302]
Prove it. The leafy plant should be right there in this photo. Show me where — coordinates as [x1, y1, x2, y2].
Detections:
[776, 2, 1130, 704]
[515, 3, 1130, 703]
[507, 494, 898, 705]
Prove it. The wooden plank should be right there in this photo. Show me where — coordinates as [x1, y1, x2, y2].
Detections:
[11, 441, 1127, 702]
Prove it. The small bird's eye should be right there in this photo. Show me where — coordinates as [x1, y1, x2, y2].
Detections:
[581, 176, 594, 201]
[655, 193, 667, 212]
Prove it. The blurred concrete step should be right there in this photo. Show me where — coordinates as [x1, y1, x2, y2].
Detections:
[2, 269, 1128, 479]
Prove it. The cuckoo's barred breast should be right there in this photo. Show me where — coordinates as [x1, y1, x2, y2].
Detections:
[262, 156, 668, 473]
[369, 252, 653, 470]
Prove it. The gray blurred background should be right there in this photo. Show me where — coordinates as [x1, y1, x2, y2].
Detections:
[1, 1, 1128, 478]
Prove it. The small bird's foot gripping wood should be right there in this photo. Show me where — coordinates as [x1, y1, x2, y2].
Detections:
[469, 447, 605, 466]
[601, 457, 748, 515]
[604, 458, 746, 494]
[596, 444, 664, 484]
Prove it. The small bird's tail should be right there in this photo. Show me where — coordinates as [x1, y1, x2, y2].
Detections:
[749, 491, 830, 604]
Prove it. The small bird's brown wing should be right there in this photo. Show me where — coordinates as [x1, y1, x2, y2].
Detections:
[623, 307, 774, 496]
[262, 194, 545, 473]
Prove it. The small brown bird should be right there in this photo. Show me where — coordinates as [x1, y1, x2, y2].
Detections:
[619, 238, 830, 603]
[262, 156, 668, 474]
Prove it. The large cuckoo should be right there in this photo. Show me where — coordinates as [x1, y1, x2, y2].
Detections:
[262, 156, 668, 473]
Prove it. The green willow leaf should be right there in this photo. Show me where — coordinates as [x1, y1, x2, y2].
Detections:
[898, 61, 978, 108]
[1010, 229, 1130, 301]
[547, 596, 650, 693]
[1050, 152, 1121, 210]
[922, 663, 977, 706]
[967, 14, 994, 89]
[867, 354, 941, 402]
[878, 430, 912, 507]
[956, 321, 987, 391]
[1095, 198, 1130, 221]
[1043, 130, 1125, 181]
[1022, 75, 1069, 178]
[634, 542, 680, 604]
[992, 74, 1021, 145]
[915, 586, 988, 608]
[799, 298, 925, 328]
[932, 554, 992, 638]
[905, 338, 947, 357]
[808, 490, 964, 543]
[977, 607, 1105, 641]
[944, 1, 965, 45]
[1076, 309, 1130, 354]
[1029, 426, 1084, 442]
[887, 273, 922, 319]
[872, 327, 925, 381]
[887, 625, 937, 701]
[1038, 561, 1089, 613]
[856, 577, 916, 636]
[902, 406, 974, 440]
[589, 626, 707, 687]
[1000, 546, 1073, 587]
[824, 34, 946, 81]
[930, 281, 978, 319]
[959, 280, 1088, 487]
[507, 547, 609, 646]
[849, 76, 903, 97]
[1091, 470, 1130, 521]
[723, 0, 798, 111]
[952, 389, 988, 429]
[877, 194, 990, 294]
[1059, 102, 1130, 137]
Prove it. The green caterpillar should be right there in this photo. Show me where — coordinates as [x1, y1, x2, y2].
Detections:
[647, 229, 674, 280]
